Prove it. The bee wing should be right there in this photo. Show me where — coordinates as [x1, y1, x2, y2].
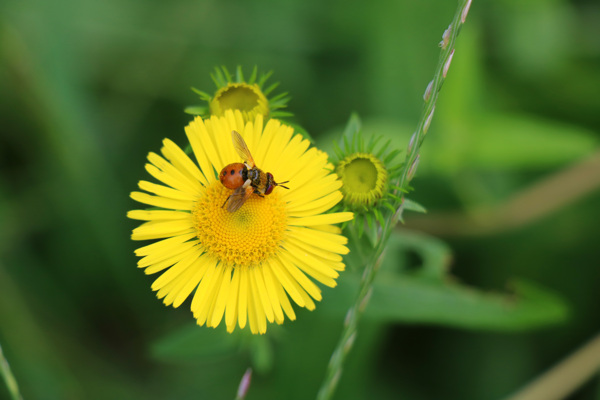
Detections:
[225, 186, 253, 213]
[231, 130, 255, 168]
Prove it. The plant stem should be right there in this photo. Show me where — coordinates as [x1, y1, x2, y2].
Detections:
[399, 0, 471, 196]
[316, 1, 472, 399]
[503, 332, 600, 400]
[235, 368, 252, 400]
[0, 343, 23, 400]
[316, 225, 386, 400]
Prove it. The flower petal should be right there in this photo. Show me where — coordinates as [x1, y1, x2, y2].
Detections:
[288, 212, 354, 227]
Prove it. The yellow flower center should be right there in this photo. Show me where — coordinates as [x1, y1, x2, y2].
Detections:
[210, 83, 270, 121]
[337, 152, 388, 208]
[192, 182, 287, 267]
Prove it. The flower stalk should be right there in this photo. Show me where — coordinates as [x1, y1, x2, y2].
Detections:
[235, 368, 253, 400]
[0, 343, 22, 400]
[397, 0, 472, 198]
[316, 1, 472, 399]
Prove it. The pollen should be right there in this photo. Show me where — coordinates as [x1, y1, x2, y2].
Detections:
[192, 182, 287, 268]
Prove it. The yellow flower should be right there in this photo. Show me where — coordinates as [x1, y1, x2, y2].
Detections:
[337, 152, 388, 209]
[210, 82, 270, 123]
[128, 110, 353, 334]
[187, 66, 292, 124]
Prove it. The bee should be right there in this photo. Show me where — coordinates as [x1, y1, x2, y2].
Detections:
[219, 130, 289, 212]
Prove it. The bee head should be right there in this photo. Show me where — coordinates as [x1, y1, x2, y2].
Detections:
[265, 173, 289, 195]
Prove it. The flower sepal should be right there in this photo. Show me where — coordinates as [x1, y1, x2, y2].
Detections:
[185, 66, 291, 122]
[333, 113, 404, 236]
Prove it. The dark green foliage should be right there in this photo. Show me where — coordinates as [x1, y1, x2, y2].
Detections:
[1, 0, 599, 399]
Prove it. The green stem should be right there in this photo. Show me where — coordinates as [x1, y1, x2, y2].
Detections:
[398, 0, 471, 195]
[0, 343, 23, 400]
[316, 227, 386, 400]
[503, 332, 600, 400]
[316, 1, 472, 399]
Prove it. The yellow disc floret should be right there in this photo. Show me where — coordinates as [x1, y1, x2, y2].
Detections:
[210, 83, 270, 122]
[192, 182, 287, 267]
[337, 152, 388, 208]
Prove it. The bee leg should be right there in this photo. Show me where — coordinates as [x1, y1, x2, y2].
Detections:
[222, 195, 232, 208]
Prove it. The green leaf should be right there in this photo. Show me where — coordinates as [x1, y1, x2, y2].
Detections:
[365, 212, 374, 233]
[389, 193, 403, 203]
[355, 216, 364, 239]
[151, 323, 280, 374]
[383, 201, 397, 214]
[184, 105, 207, 116]
[377, 277, 567, 331]
[249, 335, 273, 373]
[383, 149, 402, 165]
[402, 198, 427, 214]
[150, 324, 238, 361]
[271, 110, 292, 117]
[221, 65, 233, 83]
[375, 139, 392, 159]
[190, 87, 212, 100]
[342, 113, 362, 139]
[367, 134, 383, 154]
[421, 112, 598, 175]
[323, 273, 568, 332]
[373, 207, 385, 228]
[211, 67, 226, 88]
[469, 113, 598, 170]
[269, 91, 289, 102]
[332, 141, 344, 159]
[385, 230, 448, 279]
[248, 65, 258, 85]
[257, 70, 273, 88]
[342, 134, 350, 156]
[263, 82, 280, 96]
[321, 230, 568, 331]
[235, 65, 244, 83]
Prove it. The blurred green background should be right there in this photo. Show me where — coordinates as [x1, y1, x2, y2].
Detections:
[1, 0, 600, 399]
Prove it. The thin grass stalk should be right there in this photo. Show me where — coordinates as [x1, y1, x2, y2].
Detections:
[397, 0, 472, 197]
[0, 343, 23, 400]
[316, 1, 472, 399]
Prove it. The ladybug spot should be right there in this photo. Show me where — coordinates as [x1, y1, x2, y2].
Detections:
[230, 170, 235, 175]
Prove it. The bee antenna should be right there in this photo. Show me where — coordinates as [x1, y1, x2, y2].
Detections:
[277, 180, 290, 190]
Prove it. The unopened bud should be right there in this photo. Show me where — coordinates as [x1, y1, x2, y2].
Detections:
[236, 368, 252, 400]
[359, 287, 373, 312]
[461, 0, 472, 23]
[439, 25, 451, 49]
[361, 266, 369, 280]
[443, 49, 454, 78]
[344, 308, 354, 327]
[407, 132, 418, 154]
[330, 370, 341, 390]
[407, 155, 420, 181]
[423, 106, 435, 134]
[329, 349, 341, 368]
[344, 332, 357, 354]
[423, 80, 434, 102]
